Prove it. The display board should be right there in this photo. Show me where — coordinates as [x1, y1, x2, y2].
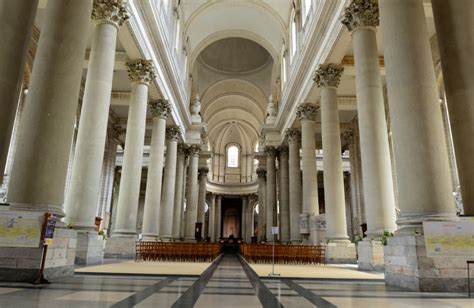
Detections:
[0, 211, 44, 248]
[423, 220, 474, 257]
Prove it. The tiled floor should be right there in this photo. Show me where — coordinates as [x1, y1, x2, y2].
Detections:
[0, 254, 472, 307]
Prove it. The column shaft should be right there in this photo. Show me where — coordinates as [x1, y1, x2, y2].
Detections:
[184, 147, 200, 241]
[172, 145, 186, 239]
[432, 0, 474, 215]
[349, 25, 397, 235]
[241, 197, 247, 240]
[66, 8, 126, 229]
[265, 147, 277, 240]
[287, 129, 302, 243]
[215, 195, 222, 240]
[256, 167, 266, 241]
[279, 148, 290, 243]
[197, 167, 208, 224]
[208, 194, 216, 242]
[379, 0, 456, 226]
[7, 0, 93, 215]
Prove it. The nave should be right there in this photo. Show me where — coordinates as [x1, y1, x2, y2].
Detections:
[0, 253, 470, 308]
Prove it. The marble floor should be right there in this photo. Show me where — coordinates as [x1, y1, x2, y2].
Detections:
[0, 254, 471, 307]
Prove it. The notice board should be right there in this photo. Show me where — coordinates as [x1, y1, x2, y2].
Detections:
[0, 211, 44, 248]
[423, 220, 474, 257]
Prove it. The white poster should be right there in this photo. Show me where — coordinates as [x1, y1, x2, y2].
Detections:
[0, 211, 44, 248]
[423, 220, 474, 257]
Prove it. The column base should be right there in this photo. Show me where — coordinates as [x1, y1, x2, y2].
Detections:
[0, 227, 77, 282]
[75, 231, 104, 265]
[384, 233, 472, 292]
[357, 239, 385, 271]
[309, 214, 326, 245]
[104, 235, 137, 259]
[326, 240, 357, 264]
[160, 236, 172, 242]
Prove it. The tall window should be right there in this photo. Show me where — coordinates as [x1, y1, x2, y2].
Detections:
[302, 0, 312, 26]
[227, 145, 239, 168]
[281, 50, 287, 85]
[290, 15, 297, 59]
[175, 18, 181, 51]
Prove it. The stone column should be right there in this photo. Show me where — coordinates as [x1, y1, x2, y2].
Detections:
[379, 0, 458, 291]
[66, 0, 128, 238]
[197, 166, 209, 225]
[0, 0, 38, 177]
[342, 0, 397, 270]
[315, 64, 356, 263]
[265, 147, 277, 241]
[172, 144, 187, 240]
[141, 100, 170, 240]
[159, 126, 181, 240]
[105, 59, 155, 257]
[241, 196, 248, 240]
[432, 0, 474, 215]
[208, 194, 216, 242]
[287, 129, 302, 243]
[256, 167, 267, 241]
[215, 195, 222, 240]
[3, 0, 93, 281]
[296, 103, 320, 243]
[184, 145, 200, 241]
[278, 146, 290, 243]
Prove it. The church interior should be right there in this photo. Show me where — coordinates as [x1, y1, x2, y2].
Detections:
[0, 0, 473, 306]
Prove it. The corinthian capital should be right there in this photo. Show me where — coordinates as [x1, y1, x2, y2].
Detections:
[341, 0, 379, 32]
[177, 143, 188, 155]
[278, 146, 289, 157]
[187, 144, 201, 157]
[342, 129, 355, 144]
[256, 167, 267, 178]
[198, 166, 209, 176]
[148, 99, 171, 119]
[166, 126, 181, 141]
[92, 0, 129, 28]
[126, 59, 156, 85]
[296, 103, 319, 121]
[286, 128, 301, 143]
[313, 64, 344, 88]
[264, 146, 277, 158]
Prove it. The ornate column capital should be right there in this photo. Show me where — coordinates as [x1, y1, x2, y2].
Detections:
[286, 128, 301, 143]
[187, 144, 201, 157]
[111, 125, 125, 140]
[148, 99, 171, 119]
[342, 129, 355, 144]
[341, 0, 379, 32]
[126, 59, 156, 85]
[166, 126, 181, 141]
[264, 146, 277, 158]
[92, 0, 129, 28]
[198, 166, 209, 177]
[313, 64, 344, 88]
[296, 103, 319, 121]
[278, 146, 289, 157]
[177, 143, 188, 155]
[256, 167, 267, 178]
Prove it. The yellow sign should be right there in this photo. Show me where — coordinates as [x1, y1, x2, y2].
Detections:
[0, 211, 43, 248]
[423, 221, 474, 257]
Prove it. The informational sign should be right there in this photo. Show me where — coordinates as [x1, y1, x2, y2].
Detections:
[0, 211, 44, 247]
[42, 214, 57, 246]
[423, 221, 474, 257]
[271, 226, 279, 235]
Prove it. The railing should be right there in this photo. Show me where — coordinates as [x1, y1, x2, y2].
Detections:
[135, 242, 222, 262]
[239, 244, 326, 265]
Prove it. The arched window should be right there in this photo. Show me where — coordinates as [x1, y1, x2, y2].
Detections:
[281, 47, 287, 85]
[227, 145, 239, 168]
[175, 18, 181, 51]
[290, 15, 297, 60]
[302, 0, 312, 26]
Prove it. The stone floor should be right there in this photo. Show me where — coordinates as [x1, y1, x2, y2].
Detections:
[0, 254, 471, 307]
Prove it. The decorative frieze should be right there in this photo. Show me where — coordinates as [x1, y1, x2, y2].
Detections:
[313, 64, 344, 88]
[341, 0, 379, 32]
[92, 0, 129, 28]
[148, 99, 171, 119]
[256, 167, 267, 178]
[126, 59, 156, 85]
[166, 126, 181, 141]
[296, 103, 319, 121]
[286, 128, 301, 143]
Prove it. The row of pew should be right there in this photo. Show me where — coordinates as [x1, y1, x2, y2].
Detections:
[239, 244, 326, 264]
[135, 242, 222, 262]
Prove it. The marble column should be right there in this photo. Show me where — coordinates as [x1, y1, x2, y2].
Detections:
[172, 144, 187, 240]
[215, 195, 222, 240]
[287, 129, 302, 243]
[342, 1, 397, 238]
[209, 194, 216, 242]
[197, 166, 209, 225]
[159, 126, 181, 240]
[184, 145, 200, 241]
[141, 100, 170, 240]
[432, 0, 474, 215]
[379, 0, 458, 291]
[66, 0, 129, 232]
[106, 59, 156, 257]
[278, 146, 290, 243]
[315, 64, 349, 242]
[0, 0, 38, 177]
[296, 103, 320, 242]
[241, 196, 248, 240]
[256, 167, 267, 241]
[3, 0, 93, 281]
[265, 146, 277, 241]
